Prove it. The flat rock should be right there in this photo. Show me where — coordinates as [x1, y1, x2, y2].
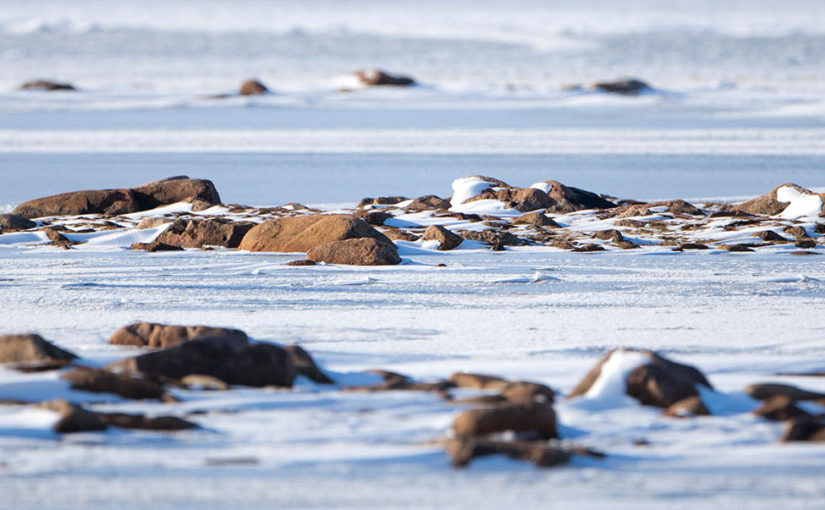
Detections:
[20, 80, 76, 91]
[156, 218, 254, 249]
[130, 241, 185, 252]
[0, 214, 36, 232]
[591, 78, 652, 95]
[745, 383, 825, 401]
[61, 366, 166, 400]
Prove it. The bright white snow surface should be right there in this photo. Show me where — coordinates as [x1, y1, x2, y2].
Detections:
[1, 0, 825, 507]
[777, 186, 824, 220]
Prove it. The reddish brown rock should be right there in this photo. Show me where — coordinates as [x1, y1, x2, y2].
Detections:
[421, 225, 463, 250]
[238, 214, 391, 253]
[593, 229, 624, 242]
[306, 237, 401, 265]
[108, 322, 248, 350]
[500, 381, 556, 404]
[239, 79, 269, 96]
[357, 196, 408, 207]
[406, 195, 452, 212]
[453, 402, 558, 439]
[511, 211, 559, 227]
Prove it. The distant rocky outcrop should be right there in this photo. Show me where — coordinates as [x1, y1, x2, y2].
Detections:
[20, 80, 76, 91]
[12, 176, 221, 219]
[456, 176, 616, 213]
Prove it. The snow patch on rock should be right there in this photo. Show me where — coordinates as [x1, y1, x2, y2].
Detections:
[777, 186, 823, 219]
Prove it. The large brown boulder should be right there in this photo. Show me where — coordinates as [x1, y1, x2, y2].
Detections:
[306, 237, 401, 265]
[541, 181, 617, 213]
[568, 349, 713, 409]
[353, 69, 416, 87]
[155, 218, 254, 249]
[453, 402, 558, 439]
[108, 322, 248, 350]
[0, 214, 36, 232]
[238, 214, 391, 253]
[107, 337, 296, 388]
[733, 183, 825, 216]
[0, 334, 77, 365]
[61, 366, 166, 400]
[421, 225, 463, 250]
[12, 176, 221, 219]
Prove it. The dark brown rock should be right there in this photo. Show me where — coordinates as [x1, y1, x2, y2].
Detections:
[745, 383, 825, 402]
[130, 240, 184, 252]
[20, 80, 76, 91]
[784, 226, 810, 239]
[306, 237, 401, 265]
[500, 382, 555, 404]
[357, 196, 408, 207]
[381, 227, 420, 242]
[421, 225, 463, 251]
[571, 243, 605, 252]
[678, 243, 710, 250]
[353, 69, 416, 87]
[97, 412, 196, 431]
[796, 239, 817, 249]
[108, 322, 248, 350]
[239, 79, 269, 96]
[285, 259, 317, 266]
[459, 230, 523, 250]
[541, 181, 617, 213]
[155, 218, 254, 249]
[453, 402, 558, 439]
[511, 188, 553, 212]
[238, 214, 392, 253]
[42, 227, 75, 247]
[61, 366, 166, 400]
[0, 334, 77, 364]
[757, 230, 789, 242]
[753, 396, 810, 422]
[721, 244, 755, 252]
[285, 345, 334, 384]
[0, 214, 36, 232]
[593, 229, 624, 242]
[354, 210, 391, 226]
[781, 417, 825, 442]
[40, 400, 106, 433]
[592, 78, 652, 95]
[108, 338, 296, 388]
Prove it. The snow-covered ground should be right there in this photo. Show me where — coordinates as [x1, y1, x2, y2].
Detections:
[1, 0, 825, 508]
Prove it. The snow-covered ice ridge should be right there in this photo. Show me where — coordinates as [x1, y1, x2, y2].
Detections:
[1, 176, 825, 508]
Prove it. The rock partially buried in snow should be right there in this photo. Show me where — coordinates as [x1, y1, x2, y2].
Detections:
[733, 183, 825, 219]
[238, 214, 392, 253]
[61, 366, 167, 400]
[0, 334, 77, 366]
[108, 322, 248, 350]
[745, 383, 825, 402]
[781, 417, 825, 442]
[238, 79, 269, 96]
[285, 345, 334, 384]
[568, 349, 713, 410]
[39, 400, 106, 433]
[306, 237, 401, 266]
[420, 225, 463, 251]
[446, 438, 572, 468]
[12, 176, 221, 219]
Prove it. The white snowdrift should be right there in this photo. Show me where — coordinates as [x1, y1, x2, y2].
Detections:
[777, 186, 823, 219]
